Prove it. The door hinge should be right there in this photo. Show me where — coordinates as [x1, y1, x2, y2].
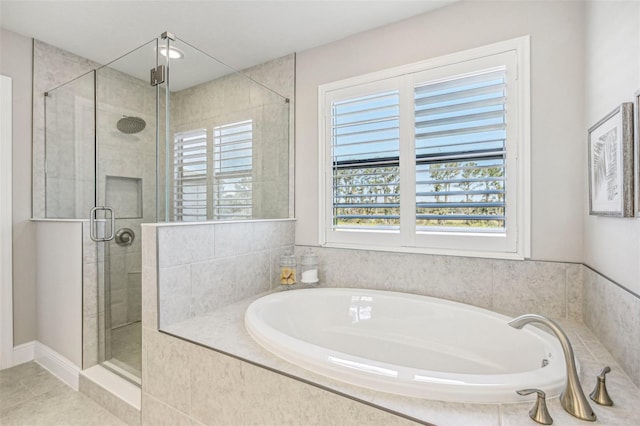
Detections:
[150, 65, 166, 86]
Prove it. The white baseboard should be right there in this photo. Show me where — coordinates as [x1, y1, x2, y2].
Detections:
[12, 341, 36, 365]
[11, 340, 80, 390]
[34, 342, 80, 390]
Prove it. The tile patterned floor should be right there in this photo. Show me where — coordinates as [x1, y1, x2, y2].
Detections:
[0, 362, 125, 426]
[110, 321, 142, 379]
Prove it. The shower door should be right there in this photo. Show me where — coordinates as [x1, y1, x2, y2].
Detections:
[92, 38, 159, 382]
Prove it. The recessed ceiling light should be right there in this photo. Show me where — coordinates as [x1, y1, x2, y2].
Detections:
[158, 45, 184, 59]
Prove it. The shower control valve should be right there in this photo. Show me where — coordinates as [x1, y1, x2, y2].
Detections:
[115, 228, 135, 247]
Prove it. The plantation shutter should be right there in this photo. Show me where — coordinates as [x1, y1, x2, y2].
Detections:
[331, 90, 401, 230]
[173, 129, 208, 221]
[414, 68, 507, 232]
[213, 120, 253, 219]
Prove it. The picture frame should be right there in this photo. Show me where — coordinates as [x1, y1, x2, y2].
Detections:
[635, 91, 640, 216]
[588, 102, 634, 217]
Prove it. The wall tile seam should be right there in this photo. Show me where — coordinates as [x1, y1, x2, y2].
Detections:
[159, 248, 279, 270]
[573, 332, 601, 367]
[211, 246, 289, 260]
[297, 244, 633, 299]
[142, 393, 203, 426]
[575, 329, 640, 392]
[582, 263, 640, 301]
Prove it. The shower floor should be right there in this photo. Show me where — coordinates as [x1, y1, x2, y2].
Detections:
[109, 321, 141, 380]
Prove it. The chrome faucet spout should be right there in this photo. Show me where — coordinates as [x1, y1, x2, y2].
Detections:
[508, 314, 596, 422]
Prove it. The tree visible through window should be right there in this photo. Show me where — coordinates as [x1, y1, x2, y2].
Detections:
[214, 120, 253, 219]
[172, 119, 253, 221]
[414, 69, 506, 231]
[321, 38, 529, 256]
[332, 90, 400, 229]
[173, 129, 207, 221]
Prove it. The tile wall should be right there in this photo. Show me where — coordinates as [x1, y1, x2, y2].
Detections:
[32, 40, 98, 219]
[154, 220, 295, 329]
[583, 267, 640, 387]
[169, 53, 294, 221]
[301, 246, 584, 321]
[141, 327, 416, 425]
[141, 222, 417, 424]
[142, 223, 640, 424]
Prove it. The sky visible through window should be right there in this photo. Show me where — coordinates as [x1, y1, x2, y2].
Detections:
[214, 120, 253, 219]
[332, 68, 506, 232]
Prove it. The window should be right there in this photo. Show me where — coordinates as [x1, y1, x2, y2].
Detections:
[172, 120, 253, 221]
[320, 37, 530, 258]
[414, 69, 507, 231]
[332, 90, 400, 229]
[173, 129, 208, 221]
[213, 120, 253, 219]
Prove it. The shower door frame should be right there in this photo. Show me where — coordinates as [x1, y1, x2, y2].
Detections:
[91, 36, 162, 385]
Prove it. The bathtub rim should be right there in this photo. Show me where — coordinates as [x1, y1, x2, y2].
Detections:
[245, 287, 568, 404]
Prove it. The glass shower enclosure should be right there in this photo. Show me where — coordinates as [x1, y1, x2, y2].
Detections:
[43, 32, 291, 383]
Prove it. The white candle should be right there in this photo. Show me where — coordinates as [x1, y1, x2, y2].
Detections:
[301, 269, 318, 283]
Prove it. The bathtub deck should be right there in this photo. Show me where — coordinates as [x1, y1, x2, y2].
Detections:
[162, 290, 640, 425]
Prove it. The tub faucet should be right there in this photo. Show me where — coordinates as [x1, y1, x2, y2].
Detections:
[508, 314, 596, 422]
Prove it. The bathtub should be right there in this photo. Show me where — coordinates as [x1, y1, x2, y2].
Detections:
[245, 288, 567, 403]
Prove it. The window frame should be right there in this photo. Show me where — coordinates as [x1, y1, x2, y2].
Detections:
[318, 37, 530, 259]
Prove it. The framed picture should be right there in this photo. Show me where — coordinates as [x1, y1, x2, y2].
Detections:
[588, 102, 634, 217]
[636, 91, 640, 216]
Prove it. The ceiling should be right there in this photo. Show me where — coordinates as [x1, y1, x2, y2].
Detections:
[1, 1, 455, 90]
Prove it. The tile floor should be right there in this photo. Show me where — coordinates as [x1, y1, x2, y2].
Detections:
[0, 362, 126, 426]
[110, 322, 142, 378]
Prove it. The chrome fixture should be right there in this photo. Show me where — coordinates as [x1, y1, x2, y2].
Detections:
[590, 366, 613, 406]
[509, 314, 596, 422]
[117, 116, 146, 134]
[150, 65, 166, 86]
[517, 388, 553, 425]
[89, 206, 115, 242]
[115, 228, 135, 247]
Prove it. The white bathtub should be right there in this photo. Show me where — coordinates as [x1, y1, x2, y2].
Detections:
[245, 288, 567, 403]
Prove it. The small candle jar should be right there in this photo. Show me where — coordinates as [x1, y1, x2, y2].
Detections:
[279, 254, 297, 286]
[299, 248, 319, 285]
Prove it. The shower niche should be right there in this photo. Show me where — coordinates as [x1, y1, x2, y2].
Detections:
[41, 32, 293, 384]
[106, 176, 143, 219]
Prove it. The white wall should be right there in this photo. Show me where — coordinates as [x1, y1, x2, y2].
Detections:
[0, 74, 13, 367]
[0, 28, 37, 347]
[584, 1, 640, 295]
[295, 1, 585, 263]
[35, 221, 83, 368]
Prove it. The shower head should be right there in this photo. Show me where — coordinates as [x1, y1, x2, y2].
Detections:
[117, 116, 146, 134]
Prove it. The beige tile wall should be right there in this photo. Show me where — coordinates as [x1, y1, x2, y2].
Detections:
[302, 246, 584, 321]
[155, 220, 295, 329]
[141, 327, 420, 425]
[583, 267, 640, 387]
[143, 220, 421, 425]
[141, 223, 640, 424]
[169, 54, 294, 221]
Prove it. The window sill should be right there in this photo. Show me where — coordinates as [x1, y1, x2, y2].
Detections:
[321, 241, 527, 261]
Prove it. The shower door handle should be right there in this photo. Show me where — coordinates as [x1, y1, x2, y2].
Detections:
[90, 206, 115, 242]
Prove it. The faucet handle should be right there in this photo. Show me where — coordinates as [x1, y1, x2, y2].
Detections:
[590, 366, 614, 406]
[517, 388, 553, 425]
